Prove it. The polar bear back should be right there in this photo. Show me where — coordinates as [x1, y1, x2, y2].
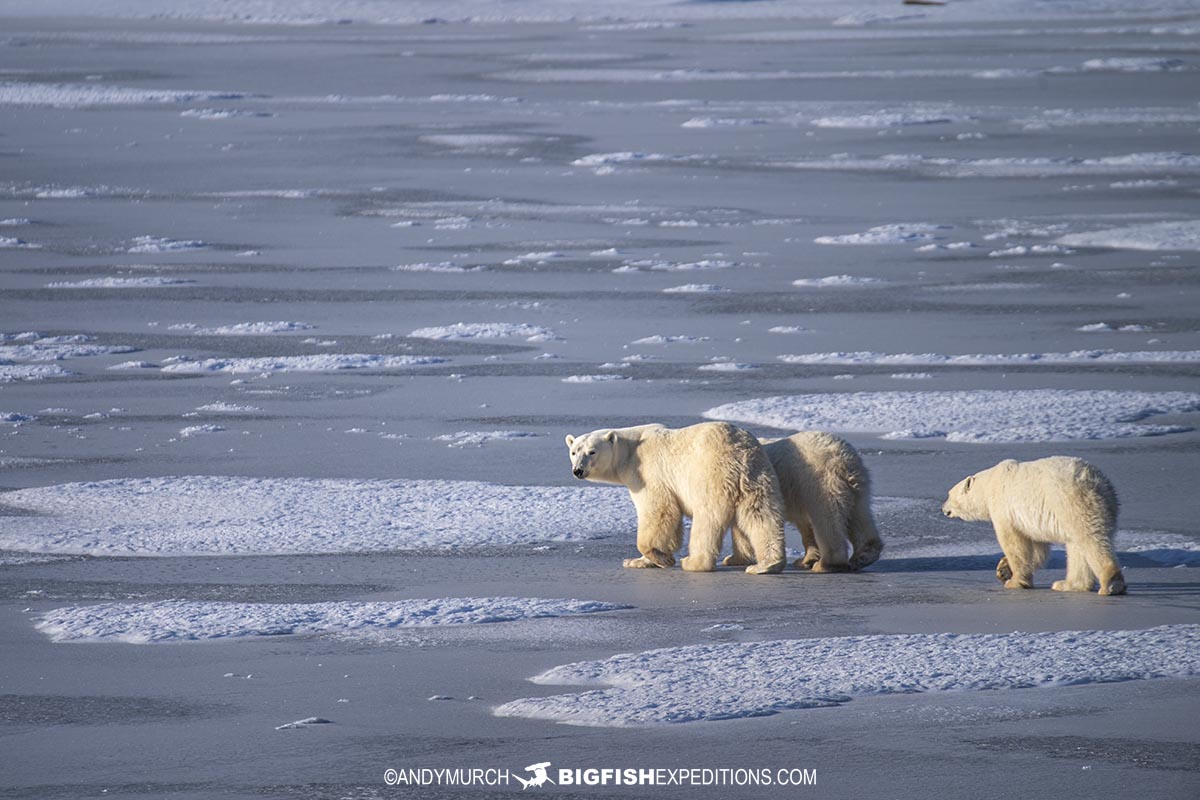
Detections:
[616, 422, 773, 512]
[762, 431, 867, 516]
[978, 456, 1118, 542]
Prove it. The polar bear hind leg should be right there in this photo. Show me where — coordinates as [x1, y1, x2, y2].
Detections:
[1051, 541, 1096, 593]
[735, 506, 786, 575]
[1083, 535, 1126, 596]
[808, 508, 851, 573]
[681, 514, 728, 572]
[723, 526, 756, 567]
[847, 492, 883, 570]
[793, 516, 821, 570]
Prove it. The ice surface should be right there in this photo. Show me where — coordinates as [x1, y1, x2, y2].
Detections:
[1058, 220, 1200, 251]
[495, 625, 1200, 726]
[36, 597, 628, 643]
[9, 0, 1200, 25]
[705, 390, 1200, 442]
[159, 354, 448, 373]
[0, 476, 632, 556]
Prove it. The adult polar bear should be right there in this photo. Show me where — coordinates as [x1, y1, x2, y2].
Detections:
[942, 456, 1126, 596]
[565, 422, 786, 574]
[740, 432, 883, 573]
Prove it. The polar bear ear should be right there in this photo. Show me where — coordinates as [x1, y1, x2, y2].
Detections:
[964, 476, 974, 492]
[604, 430, 617, 443]
[564, 434, 575, 447]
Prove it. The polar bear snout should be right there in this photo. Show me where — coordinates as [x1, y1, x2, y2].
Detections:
[573, 467, 585, 479]
[942, 504, 954, 518]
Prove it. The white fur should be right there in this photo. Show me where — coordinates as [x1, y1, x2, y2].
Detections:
[942, 456, 1126, 595]
[743, 432, 883, 572]
[565, 422, 786, 574]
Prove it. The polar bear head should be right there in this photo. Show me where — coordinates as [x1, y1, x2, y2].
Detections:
[941, 472, 989, 521]
[564, 430, 619, 482]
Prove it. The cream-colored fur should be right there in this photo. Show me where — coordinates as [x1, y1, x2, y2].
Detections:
[941, 456, 1125, 596]
[733, 432, 883, 573]
[565, 422, 786, 574]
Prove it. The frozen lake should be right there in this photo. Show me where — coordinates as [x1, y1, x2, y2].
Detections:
[1, 2, 1198, 797]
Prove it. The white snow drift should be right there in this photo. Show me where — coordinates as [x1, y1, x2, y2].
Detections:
[160, 354, 447, 373]
[705, 389, 1200, 442]
[36, 597, 628, 643]
[495, 625, 1200, 726]
[0, 476, 633, 556]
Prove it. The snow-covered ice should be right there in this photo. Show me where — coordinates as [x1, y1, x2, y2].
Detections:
[1058, 220, 1200, 251]
[0, 476, 632, 555]
[37, 597, 628, 643]
[705, 389, 1200, 442]
[792, 275, 885, 287]
[408, 322, 559, 342]
[775, 350, 1200, 366]
[46, 276, 196, 289]
[433, 430, 538, 447]
[815, 223, 952, 246]
[160, 354, 447, 373]
[165, 321, 315, 335]
[496, 625, 1200, 726]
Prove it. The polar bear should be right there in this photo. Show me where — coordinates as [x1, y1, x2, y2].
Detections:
[565, 422, 786, 574]
[941, 456, 1126, 596]
[731, 432, 883, 572]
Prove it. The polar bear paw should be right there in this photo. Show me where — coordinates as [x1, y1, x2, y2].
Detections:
[1051, 579, 1093, 593]
[794, 550, 821, 570]
[722, 553, 754, 567]
[680, 555, 717, 572]
[745, 559, 785, 575]
[1099, 572, 1127, 596]
[623, 556, 664, 569]
[996, 556, 1013, 584]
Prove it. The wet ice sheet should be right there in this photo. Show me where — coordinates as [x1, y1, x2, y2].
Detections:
[0, 476, 632, 555]
[36, 597, 628, 643]
[495, 625, 1200, 726]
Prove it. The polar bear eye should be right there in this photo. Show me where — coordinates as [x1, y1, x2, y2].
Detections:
[588, 450, 596, 455]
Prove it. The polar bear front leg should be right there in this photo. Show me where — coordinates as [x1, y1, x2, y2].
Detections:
[993, 521, 1046, 589]
[681, 516, 723, 572]
[624, 498, 681, 569]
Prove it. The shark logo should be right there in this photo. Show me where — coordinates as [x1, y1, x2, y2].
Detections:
[514, 762, 554, 790]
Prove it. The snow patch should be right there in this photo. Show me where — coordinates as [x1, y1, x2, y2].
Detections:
[1057, 220, 1200, 251]
[408, 322, 559, 342]
[161, 355, 447, 374]
[705, 389, 1200, 443]
[0, 476, 634, 556]
[495, 625, 1200, 726]
[36, 597, 628, 643]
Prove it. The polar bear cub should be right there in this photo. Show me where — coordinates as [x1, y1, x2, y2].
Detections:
[736, 432, 883, 572]
[942, 456, 1126, 596]
[565, 422, 786, 574]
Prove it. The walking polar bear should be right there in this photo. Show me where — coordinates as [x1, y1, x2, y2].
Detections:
[941, 456, 1126, 596]
[565, 422, 786, 574]
[732, 432, 883, 573]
